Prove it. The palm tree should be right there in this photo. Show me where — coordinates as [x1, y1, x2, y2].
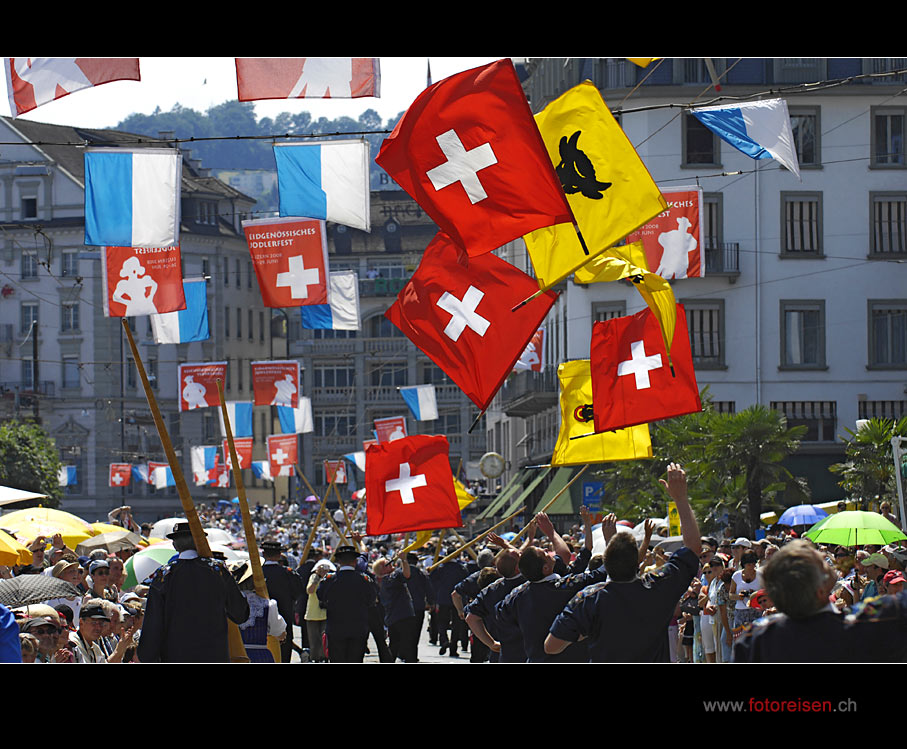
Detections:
[829, 416, 907, 510]
[701, 405, 808, 535]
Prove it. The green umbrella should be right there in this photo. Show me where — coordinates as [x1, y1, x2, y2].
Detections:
[804, 511, 907, 547]
[122, 544, 177, 590]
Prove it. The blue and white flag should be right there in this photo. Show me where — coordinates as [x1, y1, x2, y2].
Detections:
[343, 451, 367, 473]
[131, 463, 149, 484]
[300, 270, 360, 331]
[219, 401, 253, 438]
[150, 464, 175, 489]
[277, 399, 314, 434]
[57, 465, 77, 487]
[251, 460, 273, 482]
[274, 139, 370, 231]
[691, 98, 801, 180]
[190, 445, 219, 486]
[150, 278, 209, 344]
[84, 147, 182, 247]
[398, 384, 439, 421]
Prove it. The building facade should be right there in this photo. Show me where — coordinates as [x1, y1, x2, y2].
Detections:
[0, 117, 278, 522]
[487, 57, 907, 506]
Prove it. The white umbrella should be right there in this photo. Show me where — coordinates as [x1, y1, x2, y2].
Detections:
[203, 527, 237, 546]
[0, 486, 47, 508]
[148, 517, 185, 540]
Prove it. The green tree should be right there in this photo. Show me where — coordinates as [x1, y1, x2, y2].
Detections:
[829, 416, 907, 510]
[701, 405, 808, 535]
[0, 420, 63, 508]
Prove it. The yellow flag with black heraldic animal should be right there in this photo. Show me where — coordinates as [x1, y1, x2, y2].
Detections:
[524, 81, 667, 291]
[551, 359, 653, 466]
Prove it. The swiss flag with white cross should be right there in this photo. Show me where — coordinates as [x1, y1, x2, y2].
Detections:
[267, 433, 298, 477]
[590, 303, 702, 433]
[385, 232, 557, 411]
[108, 463, 132, 488]
[375, 58, 573, 257]
[365, 435, 461, 535]
[243, 217, 329, 308]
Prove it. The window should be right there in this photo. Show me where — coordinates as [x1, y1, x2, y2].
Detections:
[858, 400, 906, 420]
[21, 358, 33, 387]
[789, 107, 820, 167]
[683, 113, 719, 167]
[367, 315, 405, 337]
[126, 359, 136, 389]
[61, 252, 79, 278]
[235, 258, 242, 289]
[148, 356, 158, 390]
[421, 364, 451, 386]
[313, 327, 357, 339]
[370, 362, 407, 387]
[781, 192, 823, 256]
[237, 357, 243, 391]
[771, 401, 836, 442]
[685, 300, 725, 368]
[868, 300, 907, 368]
[62, 357, 80, 389]
[871, 107, 905, 167]
[435, 410, 461, 434]
[21, 252, 38, 279]
[223, 258, 229, 287]
[315, 410, 356, 437]
[224, 306, 230, 338]
[20, 302, 38, 335]
[248, 310, 254, 341]
[61, 303, 79, 333]
[780, 300, 825, 368]
[21, 197, 37, 219]
[314, 365, 355, 388]
[259, 311, 265, 343]
[247, 261, 253, 289]
[870, 192, 906, 256]
[592, 301, 626, 323]
[225, 357, 231, 392]
[236, 308, 242, 339]
[201, 256, 210, 278]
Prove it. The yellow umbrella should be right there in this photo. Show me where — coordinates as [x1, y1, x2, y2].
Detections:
[0, 528, 31, 566]
[0, 507, 95, 550]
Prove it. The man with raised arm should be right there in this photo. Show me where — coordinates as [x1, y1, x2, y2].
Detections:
[544, 462, 702, 662]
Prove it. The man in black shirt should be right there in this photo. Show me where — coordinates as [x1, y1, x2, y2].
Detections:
[261, 539, 306, 663]
[317, 543, 377, 663]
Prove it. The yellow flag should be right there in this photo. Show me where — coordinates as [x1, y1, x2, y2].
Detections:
[574, 241, 677, 360]
[627, 58, 661, 68]
[551, 360, 652, 466]
[455, 478, 477, 510]
[400, 530, 433, 555]
[524, 81, 667, 291]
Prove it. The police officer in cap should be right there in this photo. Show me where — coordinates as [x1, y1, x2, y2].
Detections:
[316, 540, 377, 663]
[261, 539, 306, 663]
[136, 522, 249, 663]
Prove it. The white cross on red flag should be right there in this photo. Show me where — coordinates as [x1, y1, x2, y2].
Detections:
[108, 463, 131, 488]
[267, 433, 298, 477]
[385, 232, 557, 411]
[375, 58, 573, 258]
[590, 303, 702, 433]
[365, 435, 461, 535]
[244, 217, 329, 308]
[222, 437, 253, 473]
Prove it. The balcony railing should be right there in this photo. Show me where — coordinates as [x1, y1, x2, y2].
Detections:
[359, 277, 408, 297]
[500, 370, 559, 418]
[704, 243, 740, 276]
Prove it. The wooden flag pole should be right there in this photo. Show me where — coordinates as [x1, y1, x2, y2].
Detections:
[121, 320, 210, 556]
[121, 320, 248, 663]
[216, 378, 281, 664]
[432, 529, 447, 565]
[427, 508, 525, 572]
[449, 528, 479, 562]
[300, 469, 340, 563]
[511, 464, 590, 543]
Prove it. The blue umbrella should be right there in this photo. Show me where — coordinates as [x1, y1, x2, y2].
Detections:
[777, 504, 828, 527]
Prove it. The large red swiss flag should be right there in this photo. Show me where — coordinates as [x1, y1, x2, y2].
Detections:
[590, 304, 702, 433]
[385, 232, 557, 411]
[365, 435, 461, 535]
[375, 58, 572, 257]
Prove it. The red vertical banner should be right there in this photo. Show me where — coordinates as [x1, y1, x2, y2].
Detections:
[323, 459, 348, 484]
[374, 415, 408, 443]
[102, 245, 186, 317]
[244, 217, 329, 308]
[177, 362, 228, 411]
[267, 433, 298, 477]
[251, 360, 300, 407]
[628, 188, 703, 280]
[222, 437, 254, 473]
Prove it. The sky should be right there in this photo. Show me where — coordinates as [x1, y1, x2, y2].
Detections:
[7, 57, 503, 129]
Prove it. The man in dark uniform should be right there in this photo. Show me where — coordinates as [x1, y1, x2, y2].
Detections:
[452, 547, 494, 662]
[404, 552, 433, 660]
[373, 552, 418, 662]
[430, 552, 469, 657]
[316, 543, 377, 663]
[136, 523, 249, 663]
[465, 547, 527, 663]
[261, 539, 306, 663]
